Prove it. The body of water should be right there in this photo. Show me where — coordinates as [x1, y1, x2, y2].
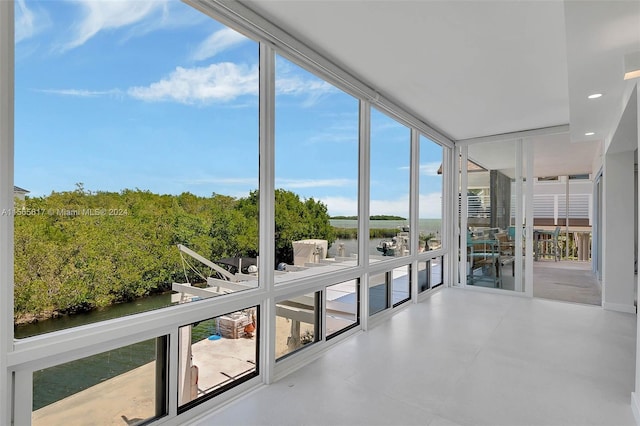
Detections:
[15, 292, 173, 339]
[329, 219, 442, 258]
[22, 293, 172, 411]
[330, 218, 442, 236]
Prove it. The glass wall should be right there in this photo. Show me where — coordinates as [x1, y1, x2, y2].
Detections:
[369, 265, 412, 314]
[274, 55, 359, 282]
[419, 135, 444, 252]
[32, 337, 167, 425]
[391, 265, 411, 306]
[465, 140, 525, 292]
[276, 292, 319, 359]
[178, 307, 258, 411]
[6, 1, 452, 424]
[326, 280, 359, 338]
[13, 1, 260, 337]
[418, 256, 443, 293]
[431, 256, 443, 288]
[368, 272, 388, 316]
[369, 108, 411, 262]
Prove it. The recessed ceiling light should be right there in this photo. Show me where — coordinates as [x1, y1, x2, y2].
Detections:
[587, 93, 602, 99]
[585, 132, 595, 136]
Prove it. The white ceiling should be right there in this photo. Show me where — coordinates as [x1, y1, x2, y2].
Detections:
[240, 0, 640, 177]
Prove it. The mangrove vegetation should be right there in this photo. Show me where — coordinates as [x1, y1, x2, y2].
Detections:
[13, 186, 334, 323]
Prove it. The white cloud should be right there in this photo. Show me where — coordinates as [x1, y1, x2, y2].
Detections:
[277, 178, 355, 189]
[127, 63, 258, 104]
[120, 2, 205, 42]
[319, 196, 358, 217]
[35, 88, 123, 98]
[419, 192, 443, 218]
[127, 63, 334, 105]
[276, 74, 336, 107]
[370, 195, 410, 218]
[420, 161, 442, 176]
[37, 54, 337, 105]
[370, 192, 442, 218]
[191, 27, 248, 62]
[15, 0, 47, 43]
[61, 0, 169, 51]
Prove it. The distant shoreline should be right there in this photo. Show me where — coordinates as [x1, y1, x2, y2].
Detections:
[330, 218, 442, 233]
[331, 215, 407, 221]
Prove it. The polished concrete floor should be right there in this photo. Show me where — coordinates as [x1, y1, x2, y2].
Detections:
[194, 288, 636, 426]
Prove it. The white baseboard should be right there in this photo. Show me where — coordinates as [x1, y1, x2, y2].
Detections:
[631, 392, 640, 425]
[603, 302, 637, 314]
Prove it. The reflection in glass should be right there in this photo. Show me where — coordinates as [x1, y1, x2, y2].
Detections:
[391, 265, 410, 306]
[326, 280, 359, 338]
[431, 256, 443, 288]
[369, 272, 388, 315]
[418, 260, 430, 293]
[32, 338, 166, 425]
[178, 308, 258, 411]
[418, 257, 443, 293]
[276, 293, 318, 359]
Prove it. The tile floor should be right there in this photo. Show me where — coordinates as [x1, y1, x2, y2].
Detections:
[532, 260, 602, 306]
[194, 288, 636, 426]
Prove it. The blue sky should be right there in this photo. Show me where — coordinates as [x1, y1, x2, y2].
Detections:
[14, 0, 443, 218]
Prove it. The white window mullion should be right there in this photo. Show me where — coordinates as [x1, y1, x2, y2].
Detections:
[359, 101, 371, 328]
[259, 41, 276, 385]
[410, 129, 419, 302]
[459, 145, 468, 286]
[13, 370, 31, 426]
[167, 328, 179, 418]
[514, 139, 524, 293]
[524, 139, 535, 297]
[0, 1, 15, 424]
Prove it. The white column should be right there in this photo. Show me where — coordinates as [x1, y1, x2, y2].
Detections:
[602, 150, 636, 313]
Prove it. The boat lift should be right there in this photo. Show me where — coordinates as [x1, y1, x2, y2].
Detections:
[172, 244, 258, 300]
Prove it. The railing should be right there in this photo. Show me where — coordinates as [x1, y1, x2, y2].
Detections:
[466, 194, 490, 218]
[535, 193, 591, 223]
[536, 231, 592, 261]
[467, 194, 592, 223]
[465, 194, 593, 261]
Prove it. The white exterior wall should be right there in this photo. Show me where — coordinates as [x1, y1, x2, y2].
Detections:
[533, 180, 592, 196]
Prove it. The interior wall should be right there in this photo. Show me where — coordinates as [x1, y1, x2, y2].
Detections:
[603, 86, 638, 315]
[602, 151, 636, 313]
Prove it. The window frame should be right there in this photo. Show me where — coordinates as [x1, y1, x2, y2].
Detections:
[177, 306, 260, 414]
[1, 0, 456, 424]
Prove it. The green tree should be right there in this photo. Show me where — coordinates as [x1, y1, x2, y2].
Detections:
[13, 187, 336, 323]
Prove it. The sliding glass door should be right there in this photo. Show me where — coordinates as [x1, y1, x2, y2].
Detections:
[458, 139, 533, 294]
